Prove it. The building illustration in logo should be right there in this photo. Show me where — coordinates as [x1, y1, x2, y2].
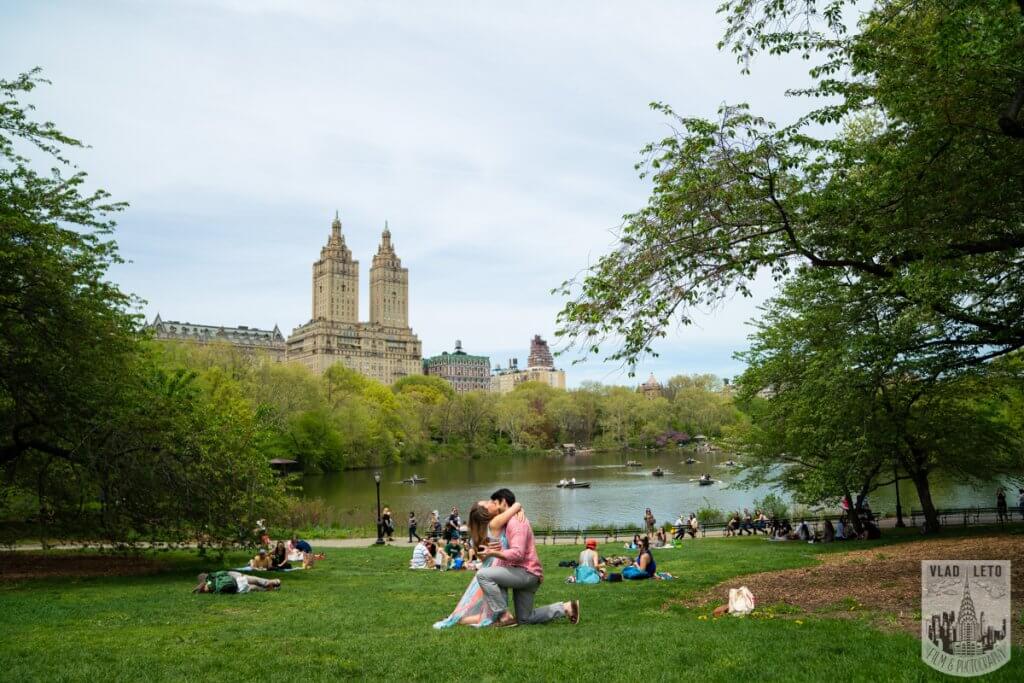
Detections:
[926, 575, 1007, 656]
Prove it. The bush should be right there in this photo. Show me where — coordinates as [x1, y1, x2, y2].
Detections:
[697, 499, 724, 525]
[755, 492, 789, 520]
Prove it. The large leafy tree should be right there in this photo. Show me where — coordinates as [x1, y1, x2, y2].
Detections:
[0, 69, 137, 469]
[1, 72, 287, 545]
[736, 271, 1023, 531]
[556, 0, 1024, 369]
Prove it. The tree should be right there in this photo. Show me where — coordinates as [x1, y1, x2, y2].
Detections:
[556, 2, 1024, 369]
[1, 69, 138, 471]
[451, 391, 496, 446]
[736, 270, 1024, 532]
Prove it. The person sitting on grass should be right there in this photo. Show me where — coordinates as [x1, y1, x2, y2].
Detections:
[771, 519, 792, 540]
[796, 519, 812, 542]
[255, 520, 271, 549]
[271, 541, 292, 570]
[445, 537, 464, 570]
[289, 534, 316, 568]
[822, 519, 835, 543]
[624, 534, 641, 550]
[249, 548, 272, 570]
[410, 539, 434, 569]
[572, 539, 604, 584]
[859, 519, 881, 540]
[622, 537, 656, 580]
[653, 528, 668, 547]
[193, 571, 280, 593]
[431, 541, 450, 570]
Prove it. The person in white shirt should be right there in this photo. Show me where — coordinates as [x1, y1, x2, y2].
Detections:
[578, 539, 600, 568]
[410, 540, 434, 569]
[674, 515, 687, 540]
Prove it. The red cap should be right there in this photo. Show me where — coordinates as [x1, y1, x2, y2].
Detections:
[585, 538, 597, 549]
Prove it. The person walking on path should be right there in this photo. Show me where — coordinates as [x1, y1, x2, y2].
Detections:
[408, 511, 421, 543]
[382, 506, 395, 542]
[476, 488, 579, 627]
[1018, 489, 1024, 520]
[644, 508, 656, 535]
[996, 488, 1009, 523]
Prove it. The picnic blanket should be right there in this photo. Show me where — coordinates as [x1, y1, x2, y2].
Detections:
[234, 566, 305, 572]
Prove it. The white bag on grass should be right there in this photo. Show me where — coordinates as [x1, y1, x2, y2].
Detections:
[728, 586, 756, 615]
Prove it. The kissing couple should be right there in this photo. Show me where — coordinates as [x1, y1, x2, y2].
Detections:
[433, 488, 580, 628]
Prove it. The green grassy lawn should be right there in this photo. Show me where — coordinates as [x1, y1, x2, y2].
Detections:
[2, 534, 1020, 682]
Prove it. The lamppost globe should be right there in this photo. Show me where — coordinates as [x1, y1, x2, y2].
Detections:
[373, 471, 381, 484]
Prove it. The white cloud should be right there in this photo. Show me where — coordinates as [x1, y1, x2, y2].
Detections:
[2, 0, 812, 386]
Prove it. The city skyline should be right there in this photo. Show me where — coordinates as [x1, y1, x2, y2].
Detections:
[0, 1, 815, 386]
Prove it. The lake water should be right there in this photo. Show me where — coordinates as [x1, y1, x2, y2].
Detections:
[300, 449, 1020, 529]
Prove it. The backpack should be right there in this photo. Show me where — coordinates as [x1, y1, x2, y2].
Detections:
[207, 571, 238, 594]
[607, 572, 623, 582]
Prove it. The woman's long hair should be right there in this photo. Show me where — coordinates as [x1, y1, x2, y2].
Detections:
[468, 502, 493, 550]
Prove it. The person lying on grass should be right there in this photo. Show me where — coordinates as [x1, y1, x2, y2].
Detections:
[193, 571, 280, 594]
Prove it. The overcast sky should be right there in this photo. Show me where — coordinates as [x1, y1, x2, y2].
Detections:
[2, 0, 817, 386]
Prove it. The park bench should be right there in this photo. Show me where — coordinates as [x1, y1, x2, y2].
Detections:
[909, 506, 1023, 528]
[695, 512, 883, 538]
[539, 527, 644, 545]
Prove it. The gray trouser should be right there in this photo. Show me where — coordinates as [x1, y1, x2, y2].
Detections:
[227, 571, 276, 591]
[476, 566, 566, 624]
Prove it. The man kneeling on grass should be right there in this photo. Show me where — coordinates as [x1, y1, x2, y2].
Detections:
[193, 571, 281, 594]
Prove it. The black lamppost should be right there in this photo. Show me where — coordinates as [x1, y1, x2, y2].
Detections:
[374, 471, 385, 545]
[893, 462, 906, 527]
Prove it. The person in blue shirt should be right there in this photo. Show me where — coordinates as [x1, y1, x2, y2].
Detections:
[622, 537, 656, 580]
[291, 534, 313, 554]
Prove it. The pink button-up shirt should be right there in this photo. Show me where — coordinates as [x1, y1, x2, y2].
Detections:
[496, 513, 543, 582]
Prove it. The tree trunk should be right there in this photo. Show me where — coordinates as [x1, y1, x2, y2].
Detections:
[842, 485, 864, 535]
[910, 470, 941, 534]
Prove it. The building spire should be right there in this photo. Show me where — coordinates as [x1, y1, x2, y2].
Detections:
[331, 210, 342, 241]
[377, 220, 394, 255]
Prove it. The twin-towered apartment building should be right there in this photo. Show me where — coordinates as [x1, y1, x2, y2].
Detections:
[148, 213, 565, 393]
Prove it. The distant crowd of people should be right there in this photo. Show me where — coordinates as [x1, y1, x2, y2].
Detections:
[393, 505, 469, 545]
[407, 505, 479, 570]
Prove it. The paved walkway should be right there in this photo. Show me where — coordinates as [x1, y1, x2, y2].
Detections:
[9, 514, 1021, 551]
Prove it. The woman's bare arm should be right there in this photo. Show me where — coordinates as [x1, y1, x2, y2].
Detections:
[487, 502, 522, 535]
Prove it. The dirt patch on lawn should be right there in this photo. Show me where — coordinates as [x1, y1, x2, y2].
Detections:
[0, 553, 163, 581]
[680, 535, 1024, 643]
